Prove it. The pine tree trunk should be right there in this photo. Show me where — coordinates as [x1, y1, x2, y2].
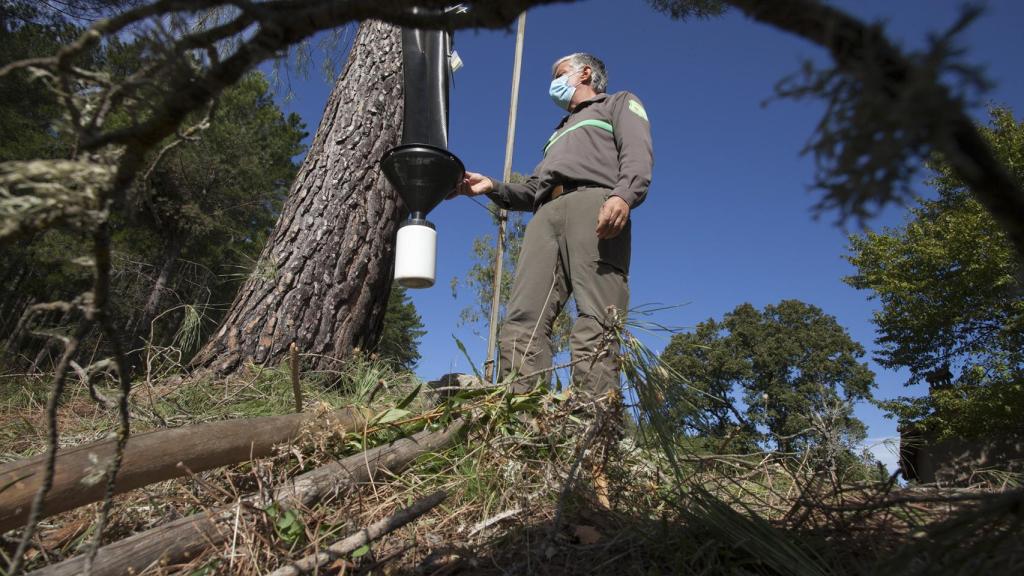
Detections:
[192, 21, 404, 374]
[0, 264, 27, 335]
[131, 235, 183, 351]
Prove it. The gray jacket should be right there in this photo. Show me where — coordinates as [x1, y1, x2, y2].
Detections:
[487, 91, 654, 212]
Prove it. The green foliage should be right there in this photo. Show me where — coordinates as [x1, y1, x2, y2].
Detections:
[133, 71, 307, 269]
[264, 503, 305, 547]
[376, 284, 426, 372]
[0, 2, 145, 163]
[846, 106, 1024, 438]
[311, 350, 419, 407]
[0, 20, 305, 360]
[655, 319, 748, 441]
[350, 544, 370, 559]
[0, 4, 78, 162]
[661, 300, 875, 454]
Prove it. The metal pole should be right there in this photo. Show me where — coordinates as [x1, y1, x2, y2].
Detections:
[484, 11, 526, 383]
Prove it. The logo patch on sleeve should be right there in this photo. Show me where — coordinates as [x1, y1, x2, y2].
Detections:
[628, 99, 649, 121]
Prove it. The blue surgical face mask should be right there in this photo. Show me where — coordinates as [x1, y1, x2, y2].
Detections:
[549, 71, 579, 110]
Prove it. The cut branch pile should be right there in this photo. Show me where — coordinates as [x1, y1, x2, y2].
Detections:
[26, 419, 465, 576]
[0, 406, 371, 533]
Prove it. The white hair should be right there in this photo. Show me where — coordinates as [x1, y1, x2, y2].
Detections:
[551, 52, 607, 93]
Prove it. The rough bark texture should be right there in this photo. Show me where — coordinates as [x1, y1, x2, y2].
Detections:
[192, 21, 405, 374]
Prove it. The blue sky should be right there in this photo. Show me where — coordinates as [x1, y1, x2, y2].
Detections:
[264, 0, 1024, 469]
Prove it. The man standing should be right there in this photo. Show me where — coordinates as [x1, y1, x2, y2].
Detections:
[454, 52, 653, 397]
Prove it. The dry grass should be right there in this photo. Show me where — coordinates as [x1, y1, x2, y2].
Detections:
[2, 350, 1022, 575]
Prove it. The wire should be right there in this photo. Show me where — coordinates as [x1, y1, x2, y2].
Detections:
[466, 194, 502, 218]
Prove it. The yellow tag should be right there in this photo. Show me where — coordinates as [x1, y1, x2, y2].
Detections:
[628, 99, 648, 121]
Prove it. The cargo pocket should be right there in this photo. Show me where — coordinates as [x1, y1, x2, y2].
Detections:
[597, 219, 631, 276]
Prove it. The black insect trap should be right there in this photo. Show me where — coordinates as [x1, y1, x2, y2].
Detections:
[381, 16, 464, 289]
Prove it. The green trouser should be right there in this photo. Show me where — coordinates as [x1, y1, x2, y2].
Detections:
[498, 187, 630, 396]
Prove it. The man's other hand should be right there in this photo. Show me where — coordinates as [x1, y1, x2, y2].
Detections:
[596, 196, 630, 239]
[448, 172, 494, 199]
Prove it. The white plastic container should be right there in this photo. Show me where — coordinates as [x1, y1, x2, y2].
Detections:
[394, 221, 437, 288]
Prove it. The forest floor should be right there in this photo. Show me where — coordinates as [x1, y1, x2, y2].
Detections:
[1, 356, 1022, 575]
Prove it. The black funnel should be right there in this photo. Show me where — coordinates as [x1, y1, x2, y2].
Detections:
[382, 144, 464, 220]
[381, 19, 463, 220]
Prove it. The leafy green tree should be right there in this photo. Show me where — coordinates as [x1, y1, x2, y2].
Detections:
[376, 284, 426, 372]
[661, 300, 875, 454]
[454, 198, 526, 330]
[0, 4, 89, 352]
[659, 319, 750, 444]
[114, 71, 307, 352]
[0, 2, 78, 162]
[0, 64, 307, 367]
[726, 301, 874, 453]
[845, 107, 1024, 438]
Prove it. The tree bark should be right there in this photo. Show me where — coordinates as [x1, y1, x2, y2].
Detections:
[0, 264, 28, 337]
[191, 21, 405, 374]
[129, 234, 183, 352]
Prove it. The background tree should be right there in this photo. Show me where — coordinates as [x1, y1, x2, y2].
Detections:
[123, 71, 306, 353]
[0, 7, 307, 368]
[3, 0, 143, 23]
[377, 285, 426, 372]
[190, 21, 406, 374]
[0, 69, 307, 370]
[0, 3, 80, 357]
[0, 5, 72, 162]
[661, 300, 875, 457]
[659, 319, 753, 447]
[846, 106, 1024, 439]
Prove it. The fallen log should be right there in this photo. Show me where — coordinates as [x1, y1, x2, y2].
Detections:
[0, 406, 371, 534]
[29, 419, 465, 576]
[268, 490, 448, 576]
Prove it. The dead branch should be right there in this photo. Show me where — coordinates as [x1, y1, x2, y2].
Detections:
[28, 420, 465, 576]
[68, 360, 117, 409]
[290, 342, 303, 412]
[724, 0, 1024, 257]
[0, 407, 371, 533]
[467, 506, 523, 537]
[267, 490, 448, 576]
[5, 318, 91, 576]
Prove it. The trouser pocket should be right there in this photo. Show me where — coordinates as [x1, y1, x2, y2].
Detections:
[597, 219, 631, 275]
[564, 188, 632, 276]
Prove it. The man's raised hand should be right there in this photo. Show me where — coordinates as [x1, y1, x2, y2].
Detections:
[448, 171, 494, 199]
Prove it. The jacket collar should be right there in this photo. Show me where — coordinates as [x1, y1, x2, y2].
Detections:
[557, 93, 610, 128]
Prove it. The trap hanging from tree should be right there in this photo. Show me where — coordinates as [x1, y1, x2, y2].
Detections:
[381, 8, 465, 289]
